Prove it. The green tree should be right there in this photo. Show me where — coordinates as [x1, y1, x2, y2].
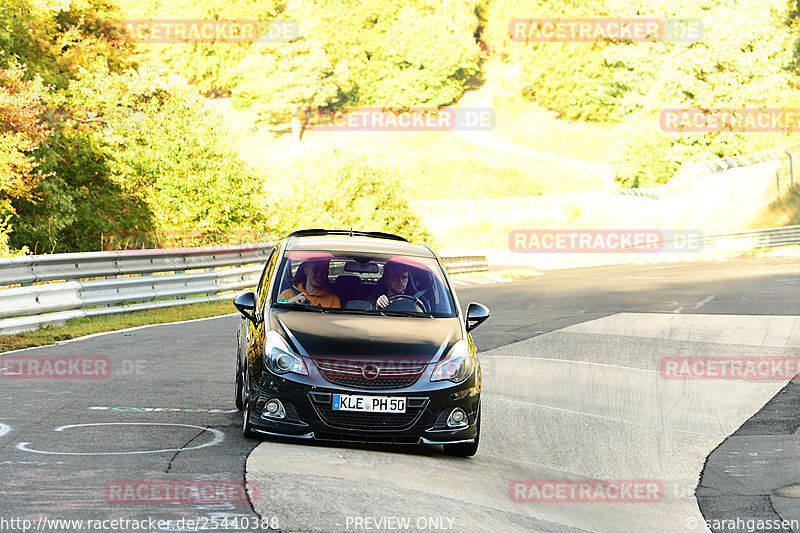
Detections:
[121, 0, 288, 97]
[0, 62, 52, 255]
[77, 64, 272, 247]
[232, 39, 341, 131]
[0, 0, 133, 88]
[282, 156, 433, 245]
[351, 5, 482, 107]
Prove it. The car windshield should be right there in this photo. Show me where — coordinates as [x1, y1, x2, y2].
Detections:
[271, 251, 457, 317]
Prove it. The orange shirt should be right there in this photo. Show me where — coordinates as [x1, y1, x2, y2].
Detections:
[279, 282, 341, 309]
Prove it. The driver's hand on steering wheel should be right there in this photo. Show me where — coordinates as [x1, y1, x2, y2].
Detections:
[376, 294, 389, 309]
[288, 293, 310, 305]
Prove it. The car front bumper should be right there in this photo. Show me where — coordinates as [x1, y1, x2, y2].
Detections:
[246, 371, 480, 445]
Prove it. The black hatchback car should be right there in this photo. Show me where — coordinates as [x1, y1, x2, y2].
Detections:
[233, 229, 490, 456]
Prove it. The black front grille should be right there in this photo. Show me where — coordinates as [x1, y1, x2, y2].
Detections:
[314, 359, 427, 390]
[315, 407, 419, 429]
[322, 375, 421, 389]
[314, 432, 420, 445]
[309, 393, 428, 430]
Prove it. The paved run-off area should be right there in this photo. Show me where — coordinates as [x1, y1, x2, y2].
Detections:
[247, 312, 800, 532]
[2, 256, 799, 533]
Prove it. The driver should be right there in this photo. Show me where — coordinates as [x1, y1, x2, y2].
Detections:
[369, 261, 409, 309]
[278, 258, 341, 308]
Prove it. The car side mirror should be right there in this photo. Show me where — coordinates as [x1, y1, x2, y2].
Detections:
[466, 302, 490, 332]
[233, 291, 258, 324]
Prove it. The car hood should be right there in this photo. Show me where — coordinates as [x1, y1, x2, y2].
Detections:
[270, 309, 462, 363]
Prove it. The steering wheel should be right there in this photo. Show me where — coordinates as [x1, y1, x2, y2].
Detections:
[387, 294, 428, 312]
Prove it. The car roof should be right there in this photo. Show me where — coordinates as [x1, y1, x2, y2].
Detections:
[284, 235, 436, 258]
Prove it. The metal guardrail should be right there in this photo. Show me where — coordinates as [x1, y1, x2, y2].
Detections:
[698, 225, 800, 250]
[613, 189, 660, 199]
[0, 244, 488, 335]
[0, 243, 276, 335]
[643, 225, 800, 252]
[1, 223, 797, 335]
[0, 243, 273, 285]
[440, 256, 489, 274]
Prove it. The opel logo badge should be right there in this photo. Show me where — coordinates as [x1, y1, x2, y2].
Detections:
[362, 364, 380, 380]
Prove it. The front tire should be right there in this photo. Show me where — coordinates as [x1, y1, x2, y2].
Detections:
[235, 332, 244, 410]
[443, 410, 480, 457]
[242, 370, 256, 439]
[235, 361, 244, 411]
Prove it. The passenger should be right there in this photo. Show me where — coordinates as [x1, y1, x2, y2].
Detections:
[369, 261, 410, 309]
[278, 259, 341, 308]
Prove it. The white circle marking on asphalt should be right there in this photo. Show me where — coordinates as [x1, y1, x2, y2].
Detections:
[15, 422, 224, 455]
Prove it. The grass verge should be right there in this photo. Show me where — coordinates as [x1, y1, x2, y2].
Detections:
[0, 299, 236, 353]
[214, 98, 610, 201]
[748, 184, 800, 228]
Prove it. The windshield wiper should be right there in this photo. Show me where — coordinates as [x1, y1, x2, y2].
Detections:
[379, 310, 434, 319]
[273, 302, 326, 313]
[324, 307, 377, 315]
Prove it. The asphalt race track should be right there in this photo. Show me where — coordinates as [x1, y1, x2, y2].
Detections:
[2, 256, 800, 533]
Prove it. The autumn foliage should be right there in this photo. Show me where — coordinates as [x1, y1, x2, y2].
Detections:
[0, 63, 50, 199]
[0, 62, 51, 254]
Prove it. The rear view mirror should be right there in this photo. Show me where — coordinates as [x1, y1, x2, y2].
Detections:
[466, 302, 490, 332]
[233, 291, 258, 324]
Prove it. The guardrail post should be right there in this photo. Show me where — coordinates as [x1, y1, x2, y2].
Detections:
[784, 149, 794, 188]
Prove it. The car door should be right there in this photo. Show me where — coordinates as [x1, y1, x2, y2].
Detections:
[246, 245, 280, 372]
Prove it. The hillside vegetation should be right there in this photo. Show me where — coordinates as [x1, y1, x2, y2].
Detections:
[130, 0, 800, 185]
[482, 0, 800, 186]
[2, 0, 800, 254]
[0, 0, 432, 254]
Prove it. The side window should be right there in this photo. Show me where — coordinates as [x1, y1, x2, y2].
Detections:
[256, 247, 279, 308]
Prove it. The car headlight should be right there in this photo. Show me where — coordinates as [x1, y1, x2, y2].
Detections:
[430, 340, 474, 383]
[264, 330, 308, 376]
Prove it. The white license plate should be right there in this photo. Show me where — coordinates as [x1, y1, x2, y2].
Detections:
[332, 394, 406, 413]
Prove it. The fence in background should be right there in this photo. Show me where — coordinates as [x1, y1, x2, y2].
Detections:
[0, 245, 488, 335]
[658, 145, 797, 199]
[412, 145, 800, 227]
